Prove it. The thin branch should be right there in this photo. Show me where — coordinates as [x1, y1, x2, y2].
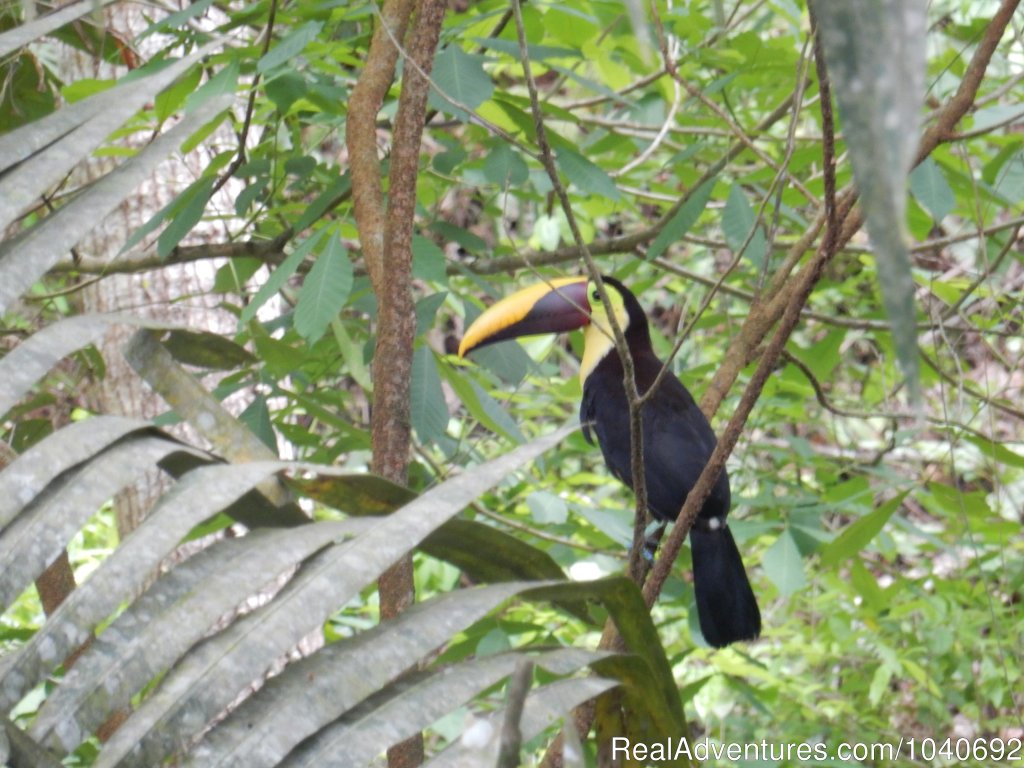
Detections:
[474, 504, 624, 557]
[939, 222, 1021, 320]
[921, 351, 1024, 422]
[509, 0, 651, 587]
[636, 19, 838, 609]
[654, 256, 1020, 337]
[917, 0, 1022, 160]
[780, 350, 1007, 444]
[659, 50, 820, 208]
[348, 0, 412, 280]
[497, 660, 534, 768]
[636, 20, 815, 409]
[611, 71, 681, 178]
[700, 0, 1020, 424]
[210, 0, 277, 196]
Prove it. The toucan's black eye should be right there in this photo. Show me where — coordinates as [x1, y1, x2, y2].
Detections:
[591, 289, 600, 302]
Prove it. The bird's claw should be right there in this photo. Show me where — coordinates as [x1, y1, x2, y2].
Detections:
[642, 523, 666, 563]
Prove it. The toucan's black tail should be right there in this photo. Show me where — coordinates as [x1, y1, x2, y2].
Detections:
[690, 525, 761, 648]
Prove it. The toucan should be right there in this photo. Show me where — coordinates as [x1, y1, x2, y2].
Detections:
[458, 275, 761, 647]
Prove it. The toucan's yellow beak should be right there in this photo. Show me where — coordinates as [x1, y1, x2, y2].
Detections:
[459, 277, 591, 357]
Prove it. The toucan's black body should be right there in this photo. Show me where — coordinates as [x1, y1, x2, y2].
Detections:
[460, 275, 761, 647]
[580, 278, 760, 648]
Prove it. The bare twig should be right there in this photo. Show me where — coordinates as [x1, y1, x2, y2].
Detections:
[509, 0, 650, 586]
[497, 660, 535, 768]
[210, 0, 278, 196]
[921, 351, 1024, 422]
[641, 35, 842, 607]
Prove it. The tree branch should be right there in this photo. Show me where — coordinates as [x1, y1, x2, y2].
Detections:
[347, 1, 447, 766]
[640, 19, 838, 607]
[510, 0, 649, 589]
[347, 0, 416, 288]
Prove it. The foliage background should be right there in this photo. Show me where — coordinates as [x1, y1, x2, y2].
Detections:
[1, 0, 1022, 765]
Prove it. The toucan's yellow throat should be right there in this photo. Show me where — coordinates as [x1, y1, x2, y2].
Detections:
[458, 276, 632, 384]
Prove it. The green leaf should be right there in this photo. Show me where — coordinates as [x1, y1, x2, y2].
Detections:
[179, 108, 231, 154]
[527, 491, 568, 524]
[415, 292, 448, 337]
[330, 318, 373, 391]
[554, 146, 620, 201]
[963, 434, 1024, 469]
[185, 60, 240, 113]
[411, 346, 448, 444]
[470, 380, 525, 442]
[257, 21, 324, 74]
[295, 172, 351, 232]
[529, 577, 686, 737]
[160, 330, 256, 370]
[472, 37, 581, 61]
[433, 145, 466, 175]
[762, 528, 806, 597]
[868, 663, 896, 707]
[804, 328, 845, 380]
[472, 341, 531, 386]
[265, 71, 308, 113]
[981, 141, 1023, 186]
[573, 505, 632, 547]
[483, 143, 529, 186]
[157, 176, 215, 258]
[154, 66, 201, 123]
[423, 520, 573, 593]
[140, 0, 215, 38]
[239, 395, 277, 452]
[430, 221, 488, 254]
[909, 157, 955, 223]
[233, 180, 268, 216]
[721, 183, 766, 267]
[813, 0, 927, 401]
[431, 46, 494, 111]
[287, 473, 416, 516]
[819, 493, 906, 567]
[61, 78, 116, 104]
[250, 324, 307, 376]
[531, 214, 562, 251]
[295, 234, 353, 344]
[441, 366, 524, 444]
[412, 236, 448, 283]
[849, 558, 886, 613]
[241, 230, 326, 325]
[647, 178, 714, 259]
